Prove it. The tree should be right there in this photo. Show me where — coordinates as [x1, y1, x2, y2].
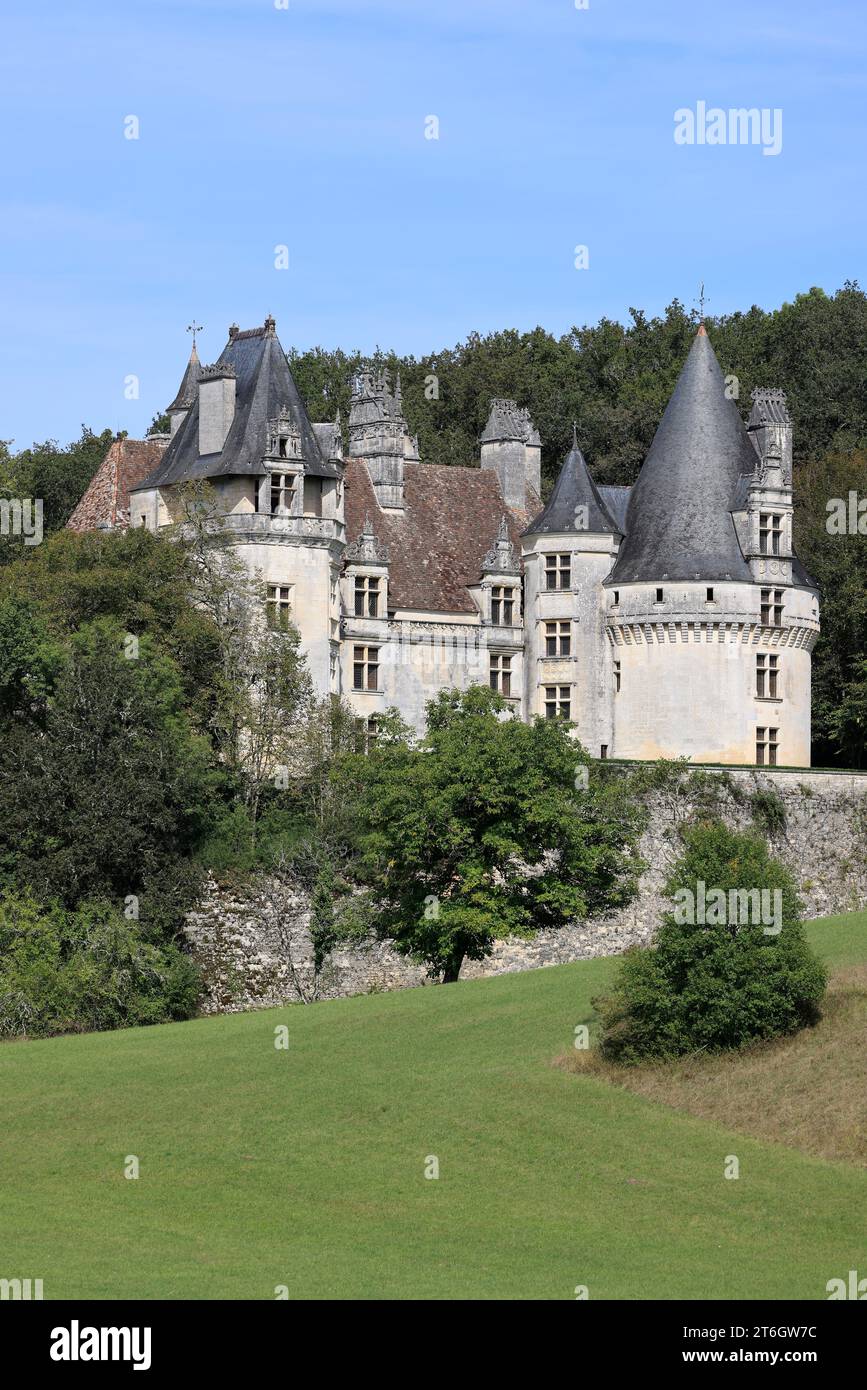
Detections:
[594, 823, 827, 1062]
[11, 426, 115, 532]
[0, 618, 215, 926]
[334, 686, 642, 982]
[170, 483, 314, 833]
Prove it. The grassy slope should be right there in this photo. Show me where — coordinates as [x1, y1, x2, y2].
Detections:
[0, 911, 865, 1301]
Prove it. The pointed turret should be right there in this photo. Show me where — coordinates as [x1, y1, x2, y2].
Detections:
[607, 326, 755, 584]
[524, 426, 621, 536]
[135, 319, 341, 489]
[166, 342, 203, 436]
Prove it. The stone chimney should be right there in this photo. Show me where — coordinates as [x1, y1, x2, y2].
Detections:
[198, 364, 236, 457]
[747, 387, 792, 487]
[348, 369, 410, 510]
[480, 400, 541, 509]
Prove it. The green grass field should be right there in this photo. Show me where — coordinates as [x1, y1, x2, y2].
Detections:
[2, 910, 866, 1301]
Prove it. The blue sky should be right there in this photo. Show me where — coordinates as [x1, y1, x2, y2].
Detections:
[1, 0, 865, 447]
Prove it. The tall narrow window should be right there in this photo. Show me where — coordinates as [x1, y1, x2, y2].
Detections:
[756, 726, 780, 767]
[489, 653, 512, 696]
[270, 473, 296, 515]
[544, 685, 571, 720]
[655, 587, 664, 604]
[759, 513, 783, 556]
[614, 659, 621, 693]
[491, 585, 515, 625]
[352, 645, 379, 691]
[544, 554, 571, 591]
[760, 588, 785, 626]
[266, 584, 293, 629]
[354, 575, 380, 618]
[544, 621, 571, 656]
[756, 653, 780, 698]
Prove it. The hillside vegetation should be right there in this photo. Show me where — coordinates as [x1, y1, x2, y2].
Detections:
[1, 910, 865, 1301]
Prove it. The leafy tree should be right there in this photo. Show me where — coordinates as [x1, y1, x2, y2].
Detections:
[594, 823, 827, 1062]
[0, 618, 214, 927]
[11, 426, 115, 532]
[335, 686, 642, 982]
[0, 890, 200, 1039]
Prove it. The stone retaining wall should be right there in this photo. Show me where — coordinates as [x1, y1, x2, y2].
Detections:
[184, 767, 867, 1013]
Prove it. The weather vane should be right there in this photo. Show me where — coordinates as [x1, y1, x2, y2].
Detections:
[695, 282, 708, 322]
[187, 320, 203, 347]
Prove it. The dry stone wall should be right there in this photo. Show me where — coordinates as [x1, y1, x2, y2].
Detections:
[183, 767, 867, 1014]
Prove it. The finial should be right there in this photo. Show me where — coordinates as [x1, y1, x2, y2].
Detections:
[187, 319, 203, 350]
[228, 323, 239, 341]
[264, 313, 276, 335]
[694, 281, 708, 324]
[572, 421, 578, 449]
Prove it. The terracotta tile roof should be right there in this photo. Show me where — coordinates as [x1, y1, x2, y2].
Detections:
[67, 437, 168, 532]
[344, 457, 537, 613]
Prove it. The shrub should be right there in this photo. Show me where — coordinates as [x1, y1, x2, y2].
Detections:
[0, 892, 200, 1039]
[594, 823, 826, 1063]
[749, 787, 787, 837]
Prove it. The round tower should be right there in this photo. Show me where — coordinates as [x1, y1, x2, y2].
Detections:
[603, 326, 819, 767]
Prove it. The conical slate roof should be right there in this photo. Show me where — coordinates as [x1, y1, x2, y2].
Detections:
[135, 321, 339, 490]
[166, 343, 202, 413]
[524, 428, 621, 536]
[607, 327, 754, 584]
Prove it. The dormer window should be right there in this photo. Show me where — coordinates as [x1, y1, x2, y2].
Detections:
[270, 473, 295, 515]
[278, 436, 288, 459]
[759, 513, 783, 556]
[354, 576, 380, 618]
[761, 588, 784, 626]
[491, 585, 515, 625]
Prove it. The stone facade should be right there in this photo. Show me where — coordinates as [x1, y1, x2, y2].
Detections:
[72, 317, 820, 766]
[183, 768, 867, 1014]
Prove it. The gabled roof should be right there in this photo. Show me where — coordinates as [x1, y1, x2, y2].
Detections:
[607, 327, 755, 584]
[67, 437, 168, 532]
[133, 322, 339, 492]
[166, 343, 202, 413]
[524, 429, 621, 536]
[344, 458, 532, 613]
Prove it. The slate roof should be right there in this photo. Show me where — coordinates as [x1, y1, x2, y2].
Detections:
[524, 429, 622, 536]
[166, 344, 202, 413]
[344, 457, 535, 613]
[598, 484, 631, 533]
[132, 322, 339, 493]
[67, 437, 168, 532]
[607, 327, 758, 585]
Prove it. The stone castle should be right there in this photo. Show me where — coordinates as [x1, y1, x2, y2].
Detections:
[70, 317, 820, 766]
